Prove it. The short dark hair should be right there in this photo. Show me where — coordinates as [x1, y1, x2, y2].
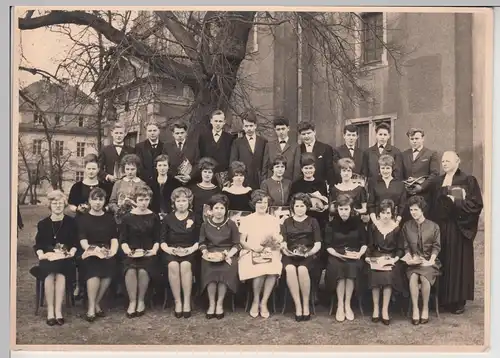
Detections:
[207, 193, 229, 210]
[273, 116, 289, 127]
[229, 161, 246, 180]
[344, 124, 358, 135]
[300, 153, 316, 168]
[211, 109, 224, 118]
[379, 199, 395, 216]
[290, 192, 312, 212]
[198, 157, 217, 172]
[407, 195, 427, 212]
[335, 193, 353, 208]
[241, 111, 257, 124]
[406, 128, 425, 137]
[171, 121, 188, 132]
[272, 155, 287, 169]
[375, 122, 391, 134]
[250, 189, 271, 208]
[89, 187, 107, 201]
[120, 154, 141, 170]
[154, 154, 169, 165]
[83, 153, 98, 167]
[298, 121, 315, 133]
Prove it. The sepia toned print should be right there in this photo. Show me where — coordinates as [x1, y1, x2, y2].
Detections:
[12, 6, 491, 351]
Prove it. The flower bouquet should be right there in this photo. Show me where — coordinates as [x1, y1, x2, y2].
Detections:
[115, 195, 136, 223]
[173, 247, 190, 256]
[308, 191, 328, 212]
[46, 244, 71, 261]
[292, 244, 309, 257]
[77, 203, 90, 214]
[175, 158, 192, 183]
[368, 255, 394, 271]
[82, 245, 108, 260]
[261, 233, 283, 251]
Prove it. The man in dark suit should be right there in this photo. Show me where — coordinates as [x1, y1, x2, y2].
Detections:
[229, 111, 270, 189]
[298, 121, 335, 188]
[332, 124, 364, 184]
[361, 122, 404, 181]
[266, 116, 301, 181]
[164, 120, 200, 185]
[134, 120, 167, 182]
[97, 121, 134, 195]
[402, 128, 440, 216]
[198, 110, 235, 186]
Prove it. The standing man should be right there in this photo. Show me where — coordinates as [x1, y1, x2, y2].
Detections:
[165, 121, 200, 186]
[266, 116, 301, 182]
[134, 119, 167, 182]
[429, 151, 483, 314]
[229, 111, 270, 189]
[332, 124, 364, 184]
[401, 128, 440, 217]
[361, 122, 404, 181]
[97, 121, 135, 196]
[198, 110, 235, 187]
[298, 121, 335, 188]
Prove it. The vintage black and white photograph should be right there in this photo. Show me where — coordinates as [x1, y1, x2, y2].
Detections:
[12, 6, 492, 349]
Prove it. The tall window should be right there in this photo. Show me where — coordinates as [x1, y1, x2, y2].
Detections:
[54, 114, 61, 125]
[54, 140, 64, 156]
[32, 139, 42, 155]
[76, 142, 85, 157]
[361, 12, 384, 65]
[75, 171, 84, 182]
[29, 169, 40, 185]
[78, 116, 84, 127]
[33, 112, 43, 124]
[347, 114, 396, 148]
[124, 132, 137, 148]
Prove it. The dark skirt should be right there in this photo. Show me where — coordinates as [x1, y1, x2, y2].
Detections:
[161, 252, 199, 266]
[325, 256, 363, 291]
[81, 256, 117, 280]
[30, 258, 76, 282]
[123, 256, 161, 281]
[200, 257, 239, 294]
[367, 261, 406, 293]
[406, 264, 441, 286]
[282, 254, 318, 273]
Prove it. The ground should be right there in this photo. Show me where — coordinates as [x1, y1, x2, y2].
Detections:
[14, 206, 486, 346]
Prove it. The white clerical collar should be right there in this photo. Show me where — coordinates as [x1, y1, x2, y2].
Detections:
[122, 177, 141, 183]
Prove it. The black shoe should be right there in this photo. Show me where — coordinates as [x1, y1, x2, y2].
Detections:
[303, 314, 311, 321]
[174, 311, 183, 319]
[295, 315, 303, 322]
[420, 318, 429, 324]
[412, 319, 420, 325]
[56, 318, 65, 326]
[46, 318, 57, 326]
[183, 311, 192, 319]
[382, 318, 390, 325]
[84, 314, 96, 322]
[371, 316, 380, 323]
[206, 312, 215, 319]
[216, 312, 225, 320]
[95, 310, 106, 318]
[136, 310, 145, 317]
[126, 311, 137, 319]
[451, 306, 465, 315]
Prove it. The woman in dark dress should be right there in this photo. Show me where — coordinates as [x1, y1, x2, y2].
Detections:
[365, 199, 405, 325]
[367, 155, 407, 226]
[32, 190, 78, 326]
[160, 187, 199, 319]
[325, 194, 367, 322]
[280, 193, 322, 322]
[199, 194, 241, 320]
[222, 161, 253, 212]
[146, 154, 183, 221]
[402, 195, 441, 325]
[261, 155, 292, 207]
[120, 185, 161, 318]
[190, 157, 221, 223]
[77, 188, 119, 322]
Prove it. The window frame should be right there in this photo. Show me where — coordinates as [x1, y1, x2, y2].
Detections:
[346, 113, 397, 147]
[354, 12, 388, 69]
[76, 142, 86, 157]
[78, 116, 85, 127]
[75, 171, 84, 182]
[32, 139, 43, 155]
[54, 140, 64, 157]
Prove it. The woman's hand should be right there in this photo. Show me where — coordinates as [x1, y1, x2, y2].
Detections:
[364, 257, 372, 264]
[282, 247, 295, 257]
[38, 253, 47, 260]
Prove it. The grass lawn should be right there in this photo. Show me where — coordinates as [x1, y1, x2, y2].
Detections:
[14, 206, 486, 346]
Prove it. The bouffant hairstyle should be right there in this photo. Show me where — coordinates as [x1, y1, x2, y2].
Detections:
[298, 121, 315, 133]
[300, 153, 316, 168]
[338, 157, 355, 171]
[206, 193, 229, 210]
[379, 199, 395, 217]
[88, 187, 107, 201]
[250, 189, 271, 209]
[375, 122, 391, 133]
[198, 157, 217, 172]
[133, 184, 153, 200]
[407, 195, 428, 212]
[228, 161, 246, 180]
[273, 116, 289, 127]
[378, 154, 395, 168]
[120, 154, 141, 170]
[171, 187, 194, 210]
[83, 153, 98, 167]
[335, 193, 354, 208]
[272, 155, 288, 169]
[289, 192, 312, 213]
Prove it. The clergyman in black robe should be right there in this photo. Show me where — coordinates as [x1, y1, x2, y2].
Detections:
[429, 151, 483, 314]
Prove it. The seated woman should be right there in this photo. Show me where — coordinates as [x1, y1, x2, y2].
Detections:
[120, 185, 161, 318]
[108, 154, 147, 224]
[365, 199, 405, 325]
[329, 158, 368, 222]
[280, 193, 322, 322]
[260, 155, 292, 207]
[190, 157, 221, 224]
[222, 161, 253, 212]
[402, 195, 441, 325]
[198, 194, 241, 320]
[146, 154, 183, 221]
[367, 155, 407, 226]
[325, 194, 367, 322]
[31, 190, 78, 326]
[77, 188, 119, 322]
[238, 190, 283, 319]
[160, 187, 199, 319]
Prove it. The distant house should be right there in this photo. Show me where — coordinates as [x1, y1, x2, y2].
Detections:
[18, 79, 101, 204]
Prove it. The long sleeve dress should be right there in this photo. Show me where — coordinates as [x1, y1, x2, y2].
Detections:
[238, 213, 283, 281]
[324, 214, 366, 291]
[31, 215, 78, 282]
[77, 212, 119, 280]
[160, 211, 199, 266]
[120, 212, 161, 280]
[402, 219, 441, 285]
[198, 218, 241, 293]
[68, 180, 110, 210]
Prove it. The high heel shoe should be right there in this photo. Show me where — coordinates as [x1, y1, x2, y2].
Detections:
[183, 311, 192, 319]
[216, 312, 225, 320]
[46, 318, 57, 326]
[412, 319, 420, 325]
[206, 312, 215, 319]
[174, 311, 183, 319]
[371, 316, 380, 323]
[295, 315, 303, 322]
[302, 314, 311, 321]
[382, 318, 390, 325]
[420, 317, 429, 324]
[56, 318, 65, 326]
[126, 311, 137, 319]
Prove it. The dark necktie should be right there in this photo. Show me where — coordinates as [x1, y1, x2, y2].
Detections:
[413, 148, 419, 153]
[279, 140, 286, 144]
[178, 142, 183, 150]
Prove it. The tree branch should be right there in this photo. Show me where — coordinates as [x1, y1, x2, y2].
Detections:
[153, 11, 199, 61]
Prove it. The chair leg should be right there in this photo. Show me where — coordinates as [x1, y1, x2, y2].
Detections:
[245, 282, 251, 312]
[329, 296, 334, 316]
[281, 286, 288, 314]
[231, 293, 236, 312]
[35, 279, 41, 316]
[310, 288, 316, 315]
[272, 285, 277, 313]
[357, 294, 364, 317]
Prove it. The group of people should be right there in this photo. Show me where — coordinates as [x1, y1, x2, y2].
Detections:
[30, 109, 484, 329]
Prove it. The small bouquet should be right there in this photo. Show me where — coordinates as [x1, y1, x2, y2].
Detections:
[115, 195, 136, 223]
[46, 244, 71, 261]
[77, 203, 90, 214]
[175, 158, 192, 183]
[173, 247, 190, 256]
[308, 191, 328, 212]
[214, 171, 229, 189]
[261, 233, 283, 251]
[292, 244, 309, 257]
[368, 255, 394, 271]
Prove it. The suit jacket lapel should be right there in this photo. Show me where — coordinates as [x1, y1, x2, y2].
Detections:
[244, 137, 254, 154]
[413, 147, 426, 162]
[282, 140, 291, 154]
